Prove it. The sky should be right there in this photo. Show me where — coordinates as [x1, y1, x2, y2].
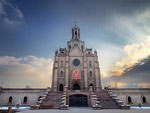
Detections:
[0, 0, 150, 88]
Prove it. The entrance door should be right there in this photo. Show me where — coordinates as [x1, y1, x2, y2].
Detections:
[69, 94, 88, 107]
[72, 83, 80, 90]
[59, 84, 64, 91]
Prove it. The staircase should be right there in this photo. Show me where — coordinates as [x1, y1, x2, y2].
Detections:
[39, 92, 62, 109]
[37, 89, 129, 109]
[95, 90, 121, 109]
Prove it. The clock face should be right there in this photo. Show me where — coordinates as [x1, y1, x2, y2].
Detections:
[73, 59, 80, 66]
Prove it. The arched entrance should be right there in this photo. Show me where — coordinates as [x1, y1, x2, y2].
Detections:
[142, 96, 146, 103]
[69, 94, 88, 107]
[90, 84, 94, 91]
[59, 84, 64, 91]
[8, 96, 12, 103]
[23, 96, 27, 104]
[127, 96, 132, 104]
[72, 83, 80, 90]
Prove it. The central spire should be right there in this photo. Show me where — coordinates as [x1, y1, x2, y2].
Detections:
[72, 24, 80, 41]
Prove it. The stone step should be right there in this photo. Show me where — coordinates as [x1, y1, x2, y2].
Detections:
[95, 90, 121, 109]
[39, 92, 62, 109]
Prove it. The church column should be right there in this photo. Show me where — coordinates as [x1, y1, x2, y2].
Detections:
[95, 68, 100, 91]
[53, 68, 58, 91]
[83, 54, 88, 90]
[98, 67, 102, 89]
[53, 56, 58, 92]
[94, 55, 100, 91]
[65, 56, 69, 89]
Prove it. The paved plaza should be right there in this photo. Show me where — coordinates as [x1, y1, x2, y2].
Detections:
[19, 108, 150, 113]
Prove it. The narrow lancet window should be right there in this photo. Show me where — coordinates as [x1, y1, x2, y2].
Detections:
[8, 96, 12, 103]
[127, 96, 132, 104]
[23, 96, 27, 104]
[89, 60, 92, 67]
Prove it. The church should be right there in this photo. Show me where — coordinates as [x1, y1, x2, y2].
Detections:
[38, 25, 149, 109]
[39, 25, 121, 109]
[0, 25, 150, 110]
[51, 25, 101, 92]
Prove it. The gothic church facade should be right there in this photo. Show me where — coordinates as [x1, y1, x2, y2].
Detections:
[51, 25, 102, 92]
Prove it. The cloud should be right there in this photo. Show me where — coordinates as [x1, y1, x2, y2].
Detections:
[0, 0, 24, 26]
[96, 44, 124, 78]
[102, 57, 150, 88]
[106, 81, 127, 88]
[0, 0, 6, 15]
[111, 36, 150, 76]
[96, 8, 150, 79]
[108, 8, 150, 43]
[0, 56, 53, 88]
[137, 83, 150, 88]
[100, 9, 150, 88]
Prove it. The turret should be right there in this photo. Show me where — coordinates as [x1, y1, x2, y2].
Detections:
[72, 25, 80, 41]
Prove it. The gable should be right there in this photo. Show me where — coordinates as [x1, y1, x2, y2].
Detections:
[69, 46, 83, 56]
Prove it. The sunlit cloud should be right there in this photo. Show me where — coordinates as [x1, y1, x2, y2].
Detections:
[137, 83, 150, 88]
[97, 44, 123, 78]
[96, 9, 150, 79]
[111, 36, 150, 76]
[0, 56, 53, 88]
[106, 82, 127, 88]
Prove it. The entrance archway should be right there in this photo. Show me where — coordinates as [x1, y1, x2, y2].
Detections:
[8, 96, 12, 103]
[72, 83, 80, 90]
[59, 84, 64, 91]
[142, 96, 146, 103]
[127, 96, 132, 104]
[90, 84, 94, 91]
[23, 96, 27, 104]
[69, 94, 88, 107]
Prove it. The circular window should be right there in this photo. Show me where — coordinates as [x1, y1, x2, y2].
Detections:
[73, 59, 80, 66]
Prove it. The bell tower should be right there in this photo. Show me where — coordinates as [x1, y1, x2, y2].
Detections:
[72, 25, 80, 41]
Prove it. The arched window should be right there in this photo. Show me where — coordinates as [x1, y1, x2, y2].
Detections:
[127, 96, 132, 104]
[69, 45, 71, 49]
[59, 84, 64, 91]
[61, 60, 63, 67]
[8, 96, 12, 103]
[23, 96, 27, 104]
[89, 60, 92, 67]
[81, 45, 83, 50]
[75, 31, 77, 36]
[81, 71, 84, 76]
[74, 44, 78, 46]
[90, 84, 94, 91]
[90, 84, 93, 87]
[89, 71, 92, 77]
[78, 29, 80, 37]
[60, 71, 64, 77]
[142, 96, 146, 103]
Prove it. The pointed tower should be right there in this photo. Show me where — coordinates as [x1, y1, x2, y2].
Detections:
[72, 25, 80, 41]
